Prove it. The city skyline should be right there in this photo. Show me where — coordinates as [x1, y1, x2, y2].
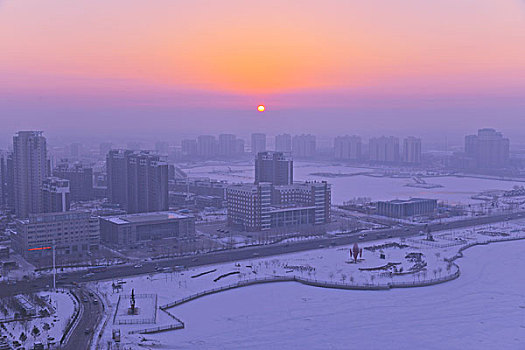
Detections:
[1, 0, 524, 139]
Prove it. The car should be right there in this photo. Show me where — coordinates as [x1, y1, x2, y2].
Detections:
[191, 258, 198, 262]
[387, 235, 393, 238]
[88, 292, 94, 297]
[82, 298, 88, 303]
[93, 299, 99, 304]
[134, 264, 143, 268]
[84, 328, 91, 334]
[252, 253, 260, 257]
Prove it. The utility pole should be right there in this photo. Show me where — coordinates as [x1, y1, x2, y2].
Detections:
[52, 239, 56, 291]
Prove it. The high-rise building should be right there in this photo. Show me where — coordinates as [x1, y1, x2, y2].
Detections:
[53, 162, 94, 202]
[218, 134, 238, 157]
[181, 139, 198, 157]
[0, 151, 7, 208]
[251, 133, 267, 154]
[292, 134, 316, 158]
[402, 137, 422, 164]
[275, 134, 292, 152]
[42, 177, 70, 213]
[369, 136, 400, 163]
[107, 150, 169, 214]
[197, 135, 217, 158]
[5, 153, 15, 210]
[13, 131, 48, 218]
[255, 152, 293, 185]
[334, 136, 361, 160]
[464, 128, 510, 169]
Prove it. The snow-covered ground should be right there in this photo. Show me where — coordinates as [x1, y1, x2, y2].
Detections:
[184, 162, 524, 205]
[97, 220, 525, 349]
[0, 290, 76, 349]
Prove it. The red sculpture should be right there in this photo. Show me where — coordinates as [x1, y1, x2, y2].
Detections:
[350, 243, 361, 263]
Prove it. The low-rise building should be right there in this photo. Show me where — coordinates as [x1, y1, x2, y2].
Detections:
[376, 198, 437, 218]
[12, 211, 100, 259]
[99, 211, 195, 245]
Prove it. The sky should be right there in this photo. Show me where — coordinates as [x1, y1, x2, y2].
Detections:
[1, 0, 525, 142]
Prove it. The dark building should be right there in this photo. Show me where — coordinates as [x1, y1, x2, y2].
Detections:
[255, 152, 293, 185]
[13, 131, 48, 218]
[275, 134, 292, 152]
[465, 128, 509, 169]
[107, 150, 169, 214]
[251, 133, 266, 154]
[99, 211, 195, 246]
[369, 136, 400, 164]
[170, 178, 228, 200]
[292, 134, 316, 158]
[42, 177, 70, 213]
[0, 151, 7, 208]
[53, 162, 94, 202]
[377, 198, 437, 218]
[403, 137, 422, 165]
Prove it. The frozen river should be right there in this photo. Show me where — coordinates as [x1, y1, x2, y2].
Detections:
[147, 239, 525, 349]
[184, 162, 523, 205]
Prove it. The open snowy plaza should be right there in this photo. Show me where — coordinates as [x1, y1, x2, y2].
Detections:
[92, 219, 525, 349]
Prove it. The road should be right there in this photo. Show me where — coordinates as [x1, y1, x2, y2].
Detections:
[1, 211, 524, 300]
[61, 286, 104, 350]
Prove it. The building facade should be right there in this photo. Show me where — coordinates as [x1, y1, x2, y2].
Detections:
[255, 152, 293, 185]
[12, 211, 100, 259]
[13, 131, 48, 218]
[334, 135, 361, 161]
[377, 198, 437, 218]
[292, 134, 316, 158]
[275, 134, 292, 152]
[53, 162, 94, 201]
[227, 181, 331, 231]
[403, 137, 422, 164]
[369, 136, 400, 163]
[42, 177, 70, 213]
[107, 150, 169, 214]
[99, 211, 195, 245]
[464, 128, 509, 169]
[251, 133, 267, 155]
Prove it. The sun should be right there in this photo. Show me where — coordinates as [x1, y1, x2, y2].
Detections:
[257, 105, 265, 112]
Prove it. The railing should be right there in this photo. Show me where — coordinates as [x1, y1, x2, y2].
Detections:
[128, 323, 184, 335]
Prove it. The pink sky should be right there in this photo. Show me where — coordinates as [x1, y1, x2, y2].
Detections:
[1, 0, 524, 138]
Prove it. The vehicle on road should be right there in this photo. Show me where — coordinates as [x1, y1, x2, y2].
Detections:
[134, 264, 143, 269]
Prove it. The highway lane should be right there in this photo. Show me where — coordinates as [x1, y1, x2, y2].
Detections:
[1, 210, 524, 299]
[61, 287, 104, 350]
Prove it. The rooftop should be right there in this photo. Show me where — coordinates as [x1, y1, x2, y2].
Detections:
[103, 211, 192, 225]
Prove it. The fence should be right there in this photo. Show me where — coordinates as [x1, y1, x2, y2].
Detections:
[128, 323, 184, 335]
[160, 271, 463, 310]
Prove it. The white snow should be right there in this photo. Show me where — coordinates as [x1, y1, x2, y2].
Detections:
[97, 220, 525, 349]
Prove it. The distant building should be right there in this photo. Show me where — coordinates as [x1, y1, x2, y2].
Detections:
[0, 151, 7, 208]
[275, 134, 292, 152]
[99, 211, 195, 245]
[376, 198, 437, 218]
[12, 211, 100, 259]
[170, 177, 228, 200]
[155, 141, 170, 155]
[218, 134, 244, 157]
[42, 177, 70, 213]
[107, 150, 169, 214]
[227, 181, 331, 231]
[334, 135, 361, 160]
[369, 136, 400, 163]
[255, 152, 293, 185]
[13, 131, 48, 218]
[292, 134, 316, 158]
[181, 139, 198, 157]
[403, 137, 422, 164]
[53, 162, 94, 201]
[69, 143, 83, 158]
[197, 135, 218, 158]
[99, 142, 113, 157]
[251, 133, 267, 154]
[465, 128, 509, 169]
